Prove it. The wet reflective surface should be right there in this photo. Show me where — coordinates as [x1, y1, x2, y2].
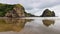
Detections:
[42, 19, 55, 27]
[0, 17, 60, 34]
[0, 18, 33, 32]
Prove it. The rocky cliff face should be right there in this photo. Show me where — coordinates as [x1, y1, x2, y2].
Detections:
[40, 9, 55, 17]
[0, 3, 35, 17]
[5, 4, 25, 17]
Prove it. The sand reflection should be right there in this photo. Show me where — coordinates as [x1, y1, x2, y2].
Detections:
[42, 19, 55, 27]
[0, 18, 33, 32]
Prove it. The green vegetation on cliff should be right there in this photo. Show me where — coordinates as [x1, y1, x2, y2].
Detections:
[0, 3, 35, 17]
[0, 4, 14, 16]
[24, 12, 35, 17]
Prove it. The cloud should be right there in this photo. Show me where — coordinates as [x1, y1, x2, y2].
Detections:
[19, 0, 60, 10]
[0, 0, 19, 4]
[0, 0, 60, 9]
[48, 5, 60, 16]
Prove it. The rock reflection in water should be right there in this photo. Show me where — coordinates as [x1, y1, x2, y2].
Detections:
[42, 19, 55, 27]
[0, 18, 33, 32]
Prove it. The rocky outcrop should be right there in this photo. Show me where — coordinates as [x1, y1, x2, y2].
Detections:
[40, 9, 55, 17]
[5, 4, 25, 17]
[0, 3, 35, 17]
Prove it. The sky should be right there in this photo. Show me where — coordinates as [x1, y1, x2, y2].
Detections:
[0, 0, 60, 16]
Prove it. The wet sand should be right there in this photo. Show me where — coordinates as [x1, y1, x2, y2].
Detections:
[0, 19, 60, 34]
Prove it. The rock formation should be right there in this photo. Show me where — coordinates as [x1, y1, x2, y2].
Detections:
[40, 9, 55, 17]
[5, 4, 25, 17]
[0, 3, 35, 17]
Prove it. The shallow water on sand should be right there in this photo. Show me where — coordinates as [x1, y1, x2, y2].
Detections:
[0, 17, 60, 34]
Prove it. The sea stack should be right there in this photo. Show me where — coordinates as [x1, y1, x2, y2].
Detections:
[40, 9, 55, 17]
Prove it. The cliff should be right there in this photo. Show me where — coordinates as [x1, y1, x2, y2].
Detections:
[0, 3, 35, 17]
[40, 9, 55, 17]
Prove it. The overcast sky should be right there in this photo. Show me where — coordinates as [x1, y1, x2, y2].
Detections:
[0, 0, 60, 16]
